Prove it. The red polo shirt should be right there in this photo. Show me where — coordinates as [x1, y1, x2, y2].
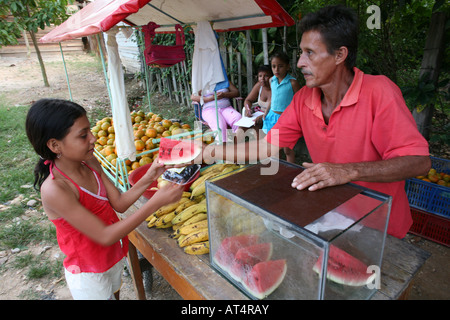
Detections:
[266, 68, 429, 238]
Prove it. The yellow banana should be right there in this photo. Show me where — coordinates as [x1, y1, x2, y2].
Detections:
[180, 213, 207, 228]
[153, 197, 189, 218]
[182, 191, 192, 198]
[179, 228, 209, 247]
[192, 194, 206, 203]
[174, 199, 197, 214]
[177, 234, 187, 246]
[190, 183, 206, 199]
[155, 221, 173, 229]
[200, 163, 227, 176]
[161, 210, 177, 225]
[176, 219, 208, 236]
[190, 170, 218, 191]
[171, 200, 207, 225]
[147, 215, 158, 228]
[184, 241, 210, 255]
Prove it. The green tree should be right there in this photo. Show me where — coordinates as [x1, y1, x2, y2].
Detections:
[0, 0, 69, 87]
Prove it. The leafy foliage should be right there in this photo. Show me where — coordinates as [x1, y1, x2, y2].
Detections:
[0, 0, 69, 47]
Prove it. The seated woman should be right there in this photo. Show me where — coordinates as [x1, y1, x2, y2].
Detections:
[242, 65, 273, 131]
[191, 81, 241, 142]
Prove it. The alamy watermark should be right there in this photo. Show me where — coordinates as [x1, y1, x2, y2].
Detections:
[366, 5, 381, 30]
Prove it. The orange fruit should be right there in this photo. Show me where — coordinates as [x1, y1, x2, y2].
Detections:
[106, 153, 117, 163]
[145, 139, 156, 150]
[162, 119, 172, 128]
[155, 125, 165, 134]
[181, 123, 191, 129]
[161, 130, 172, 137]
[145, 128, 157, 138]
[97, 130, 107, 138]
[104, 145, 115, 156]
[101, 122, 111, 131]
[134, 129, 145, 139]
[134, 115, 143, 124]
[98, 136, 108, 146]
[141, 135, 149, 143]
[131, 161, 140, 170]
[135, 140, 145, 151]
[139, 156, 152, 166]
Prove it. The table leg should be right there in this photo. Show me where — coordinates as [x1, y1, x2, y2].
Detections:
[127, 241, 147, 300]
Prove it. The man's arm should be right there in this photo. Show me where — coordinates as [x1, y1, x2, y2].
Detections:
[292, 155, 431, 191]
[202, 137, 281, 164]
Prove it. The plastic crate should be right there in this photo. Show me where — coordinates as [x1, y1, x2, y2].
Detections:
[405, 157, 450, 217]
[409, 208, 449, 247]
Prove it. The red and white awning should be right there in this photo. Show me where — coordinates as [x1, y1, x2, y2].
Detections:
[40, 0, 294, 43]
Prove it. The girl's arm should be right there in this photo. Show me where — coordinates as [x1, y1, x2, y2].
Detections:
[91, 157, 170, 213]
[41, 178, 184, 246]
[291, 78, 301, 94]
[244, 83, 261, 116]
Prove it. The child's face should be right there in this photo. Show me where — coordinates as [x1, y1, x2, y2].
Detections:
[59, 115, 97, 161]
[257, 71, 271, 87]
[271, 57, 289, 80]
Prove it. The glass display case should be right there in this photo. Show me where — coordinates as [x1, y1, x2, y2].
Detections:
[206, 160, 391, 300]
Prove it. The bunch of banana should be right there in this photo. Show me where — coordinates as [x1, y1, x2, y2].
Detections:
[146, 192, 192, 228]
[190, 164, 241, 199]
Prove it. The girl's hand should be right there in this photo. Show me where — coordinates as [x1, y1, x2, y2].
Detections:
[151, 182, 185, 208]
[244, 105, 252, 117]
[141, 157, 168, 183]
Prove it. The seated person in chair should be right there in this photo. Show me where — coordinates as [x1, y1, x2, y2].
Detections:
[191, 81, 242, 142]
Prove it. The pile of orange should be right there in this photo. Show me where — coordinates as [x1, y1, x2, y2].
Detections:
[416, 168, 450, 187]
[91, 110, 194, 176]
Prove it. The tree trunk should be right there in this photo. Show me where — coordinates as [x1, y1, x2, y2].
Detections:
[29, 30, 49, 87]
[245, 30, 253, 95]
[412, 12, 446, 140]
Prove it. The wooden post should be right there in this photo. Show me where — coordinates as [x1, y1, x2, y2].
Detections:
[262, 28, 269, 65]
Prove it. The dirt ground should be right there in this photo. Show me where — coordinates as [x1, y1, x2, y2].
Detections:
[0, 53, 448, 300]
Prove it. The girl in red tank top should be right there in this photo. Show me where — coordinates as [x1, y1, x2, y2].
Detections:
[25, 99, 185, 299]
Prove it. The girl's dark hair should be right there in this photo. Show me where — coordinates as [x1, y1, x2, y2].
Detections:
[270, 51, 290, 65]
[25, 99, 87, 191]
[299, 5, 359, 70]
[257, 64, 273, 77]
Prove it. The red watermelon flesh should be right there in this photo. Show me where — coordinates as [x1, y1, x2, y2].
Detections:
[243, 259, 287, 299]
[213, 235, 259, 272]
[229, 243, 273, 281]
[313, 245, 376, 286]
[158, 137, 201, 165]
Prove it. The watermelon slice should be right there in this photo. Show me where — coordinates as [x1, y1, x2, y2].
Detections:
[229, 243, 273, 281]
[213, 235, 259, 273]
[313, 245, 376, 287]
[158, 137, 201, 165]
[242, 259, 287, 299]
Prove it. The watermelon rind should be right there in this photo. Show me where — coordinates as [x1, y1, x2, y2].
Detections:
[313, 245, 376, 287]
[229, 242, 273, 281]
[242, 259, 287, 300]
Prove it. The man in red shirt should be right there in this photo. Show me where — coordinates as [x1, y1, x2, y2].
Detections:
[203, 5, 430, 239]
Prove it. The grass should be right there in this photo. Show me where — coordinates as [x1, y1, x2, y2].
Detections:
[0, 96, 63, 283]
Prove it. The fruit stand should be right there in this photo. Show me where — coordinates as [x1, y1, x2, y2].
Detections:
[122, 173, 430, 300]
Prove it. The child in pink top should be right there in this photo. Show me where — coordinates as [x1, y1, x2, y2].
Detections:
[26, 99, 184, 299]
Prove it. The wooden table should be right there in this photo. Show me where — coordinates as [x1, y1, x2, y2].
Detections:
[122, 196, 430, 300]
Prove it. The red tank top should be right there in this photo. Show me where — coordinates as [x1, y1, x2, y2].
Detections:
[48, 161, 129, 273]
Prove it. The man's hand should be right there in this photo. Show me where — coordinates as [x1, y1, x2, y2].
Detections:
[291, 162, 355, 191]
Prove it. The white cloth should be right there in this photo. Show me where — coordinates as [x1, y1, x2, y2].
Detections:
[191, 21, 225, 99]
[105, 30, 136, 161]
